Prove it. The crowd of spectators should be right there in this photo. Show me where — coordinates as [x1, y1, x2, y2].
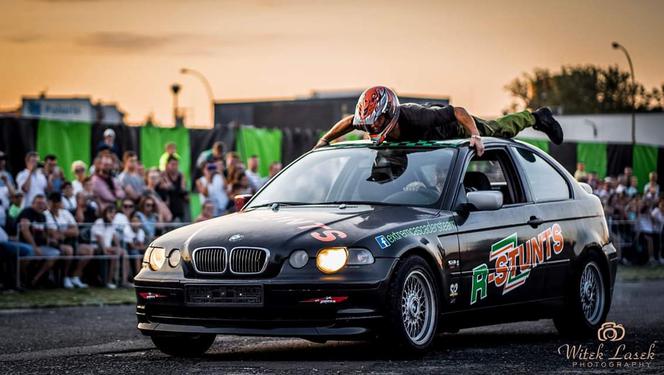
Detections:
[574, 163, 663, 266]
[0, 129, 282, 291]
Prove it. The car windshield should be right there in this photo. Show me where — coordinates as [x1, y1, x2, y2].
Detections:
[247, 147, 456, 208]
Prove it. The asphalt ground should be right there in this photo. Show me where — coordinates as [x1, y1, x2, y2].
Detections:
[0, 280, 662, 374]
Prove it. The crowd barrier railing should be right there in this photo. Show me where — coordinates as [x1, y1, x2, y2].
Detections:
[11, 221, 191, 288]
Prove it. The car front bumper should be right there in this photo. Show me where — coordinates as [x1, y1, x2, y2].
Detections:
[135, 258, 397, 339]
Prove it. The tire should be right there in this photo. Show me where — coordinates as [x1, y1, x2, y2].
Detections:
[151, 333, 216, 357]
[383, 255, 439, 353]
[554, 253, 610, 338]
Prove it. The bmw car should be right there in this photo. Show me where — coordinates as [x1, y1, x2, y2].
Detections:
[135, 138, 617, 356]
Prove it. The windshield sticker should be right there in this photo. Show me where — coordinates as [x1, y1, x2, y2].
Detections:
[470, 223, 564, 305]
[375, 219, 455, 249]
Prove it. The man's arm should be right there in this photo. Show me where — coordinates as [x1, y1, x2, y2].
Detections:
[17, 171, 32, 193]
[453, 107, 484, 156]
[19, 218, 40, 255]
[314, 115, 354, 149]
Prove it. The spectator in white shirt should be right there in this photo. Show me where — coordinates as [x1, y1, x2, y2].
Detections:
[196, 162, 228, 216]
[643, 172, 660, 199]
[112, 198, 135, 242]
[71, 160, 87, 196]
[245, 155, 265, 192]
[125, 212, 146, 274]
[61, 182, 77, 212]
[92, 205, 129, 288]
[45, 192, 92, 288]
[16, 152, 48, 208]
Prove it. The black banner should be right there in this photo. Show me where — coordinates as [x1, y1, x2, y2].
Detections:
[607, 144, 633, 177]
[549, 142, 577, 175]
[0, 116, 38, 176]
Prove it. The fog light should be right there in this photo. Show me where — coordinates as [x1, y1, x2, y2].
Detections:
[289, 250, 309, 269]
[168, 249, 181, 268]
[149, 247, 165, 271]
[316, 247, 348, 274]
[348, 248, 374, 265]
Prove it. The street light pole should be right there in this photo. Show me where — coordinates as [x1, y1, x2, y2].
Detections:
[180, 68, 215, 128]
[611, 42, 636, 144]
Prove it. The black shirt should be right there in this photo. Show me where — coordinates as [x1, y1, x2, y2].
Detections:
[395, 103, 462, 141]
[352, 103, 462, 141]
[157, 173, 187, 220]
[17, 207, 47, 246]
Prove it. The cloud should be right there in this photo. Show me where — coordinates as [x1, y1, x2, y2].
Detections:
[75, 31, 222, 54]
[2, 33, 47, 44]
[76, 31, 205, 52]
[75, 31, 288, 55]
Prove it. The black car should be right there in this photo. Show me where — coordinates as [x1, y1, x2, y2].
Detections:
[135, 138, 617, 356]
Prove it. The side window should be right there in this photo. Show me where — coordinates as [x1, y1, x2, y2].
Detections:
[512, 147, 570, 202]
[463, 149, 524, 205]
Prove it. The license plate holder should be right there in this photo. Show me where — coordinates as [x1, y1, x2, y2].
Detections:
[185, 284, 264, 306]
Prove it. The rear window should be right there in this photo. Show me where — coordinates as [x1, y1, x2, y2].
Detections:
[512, 147, 570, 202]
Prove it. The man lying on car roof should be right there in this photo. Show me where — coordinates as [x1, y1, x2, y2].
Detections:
[314, 86, 563, 156]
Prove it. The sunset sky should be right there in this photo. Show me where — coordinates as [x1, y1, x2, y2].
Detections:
[2, 0, 663, 126]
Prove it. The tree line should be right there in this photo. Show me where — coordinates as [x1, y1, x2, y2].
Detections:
[505, 65, 664, 114]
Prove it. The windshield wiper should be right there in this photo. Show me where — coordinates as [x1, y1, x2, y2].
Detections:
[322, 200, 400, 207]
[247, 201, 312, 210]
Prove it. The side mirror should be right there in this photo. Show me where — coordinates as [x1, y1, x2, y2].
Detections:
[466, 191, 503, 211]
[578, 182, 593, 195]
[234, 194, 253, 211]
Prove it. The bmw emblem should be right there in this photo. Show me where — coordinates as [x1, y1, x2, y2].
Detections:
[229, 234, 244, 242]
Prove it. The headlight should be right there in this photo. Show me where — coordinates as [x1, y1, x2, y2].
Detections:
[142, 248, 152, 269]
[149, 247, 165, 271]
[168, 249, 181, 268]
[316, 247, 348, 274]
[289, 250, 309, 269]
[348, 248, 374, 265]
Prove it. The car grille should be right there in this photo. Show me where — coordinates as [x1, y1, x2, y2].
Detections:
[229, 247, 269, 274]
[192, 247, 227, 273]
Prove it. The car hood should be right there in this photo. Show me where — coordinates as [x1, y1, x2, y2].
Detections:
[151, 204, 444, 254]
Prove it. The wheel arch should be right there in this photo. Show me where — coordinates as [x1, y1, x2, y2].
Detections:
[392, 246, 449, 307]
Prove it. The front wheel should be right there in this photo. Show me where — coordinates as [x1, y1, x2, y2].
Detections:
[384, 256, 439, 353]
[554, 254, 610, 337]
[151, 333, 216, 357]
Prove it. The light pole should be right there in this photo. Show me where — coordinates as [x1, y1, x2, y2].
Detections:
[170, 83, 183, 127]
[611, 42, 636, 144]
[180, 68, 215, 128]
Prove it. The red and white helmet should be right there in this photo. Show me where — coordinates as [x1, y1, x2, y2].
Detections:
[353, 86, 400, 145]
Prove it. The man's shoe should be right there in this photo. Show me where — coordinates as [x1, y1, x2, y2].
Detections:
[533, 107, 563, 145]
[71, 277, 88, 289]
[63, 277, 74, 289]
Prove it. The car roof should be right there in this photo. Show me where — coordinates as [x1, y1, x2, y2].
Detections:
[325, 137, 531, 149]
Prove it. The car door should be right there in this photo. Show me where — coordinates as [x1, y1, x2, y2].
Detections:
[509, 145, 576, 299]
[454, 147, 543, 310]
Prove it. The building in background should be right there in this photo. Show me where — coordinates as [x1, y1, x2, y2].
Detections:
[215, 90, 450, 131]
[21, 95, 125, 125]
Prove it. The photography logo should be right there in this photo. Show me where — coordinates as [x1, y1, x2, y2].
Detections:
[557, 322, 656, 369]
[597, 322, 625, 342]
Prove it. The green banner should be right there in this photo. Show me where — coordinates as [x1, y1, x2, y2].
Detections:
[577, 142, 607, 179]
[517, 138, 549, 153]
[189, 193, 201, 222]
[633, 144, 658, 192]
[36, 119, 91, 181]
[236, 127, 282, 177]
[139, 125, 191, 183]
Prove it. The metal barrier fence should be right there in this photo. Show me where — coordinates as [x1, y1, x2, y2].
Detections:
[10, 221, 191, 288]
[5, 217, 663, 288]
